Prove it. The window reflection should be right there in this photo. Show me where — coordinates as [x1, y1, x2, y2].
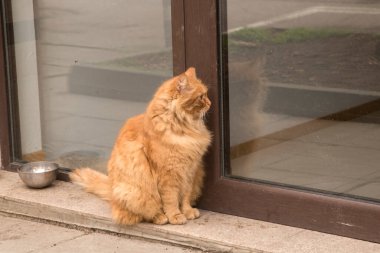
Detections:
[14, 0, 172, 171]
[226, 0, 380, 201]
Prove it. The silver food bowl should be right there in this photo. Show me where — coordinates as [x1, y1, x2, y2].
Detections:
[17, 161, 59, 188]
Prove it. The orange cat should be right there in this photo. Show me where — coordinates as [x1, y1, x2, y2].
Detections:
[70, 67, 211, 225]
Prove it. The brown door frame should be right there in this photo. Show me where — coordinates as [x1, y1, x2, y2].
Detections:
[0, 1, 10, 170]
[0, 0, 21, 171]
[173, 0, 380, 243]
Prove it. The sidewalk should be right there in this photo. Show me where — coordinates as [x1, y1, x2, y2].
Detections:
[1, 170, 380, 253]
[0, 213, 200, 253]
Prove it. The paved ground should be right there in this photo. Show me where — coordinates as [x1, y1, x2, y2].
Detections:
[0, 213, 201, 253]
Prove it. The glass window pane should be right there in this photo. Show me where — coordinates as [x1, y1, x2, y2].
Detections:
[224, 0, 380, 202]
[13, 0, 172, 172]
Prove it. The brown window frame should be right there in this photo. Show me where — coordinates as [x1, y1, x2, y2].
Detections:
[1, 0, 380, 243]
[0, 0, 21, 171]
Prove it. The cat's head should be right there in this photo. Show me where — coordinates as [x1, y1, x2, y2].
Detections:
[155, 67, 211, 120]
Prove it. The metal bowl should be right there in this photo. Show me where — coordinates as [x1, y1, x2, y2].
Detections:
[17, 161, 58, 188]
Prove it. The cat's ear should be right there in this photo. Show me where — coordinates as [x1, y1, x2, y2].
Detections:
[185, 67, 197, 78]
[177, 74, 189, 93]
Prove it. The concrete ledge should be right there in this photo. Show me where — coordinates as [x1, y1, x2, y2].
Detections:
[1, 170, 379, 253]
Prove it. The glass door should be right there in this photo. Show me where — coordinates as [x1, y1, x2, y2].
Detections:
[9, 0, 173, 173]
[188, 0, 380, 243]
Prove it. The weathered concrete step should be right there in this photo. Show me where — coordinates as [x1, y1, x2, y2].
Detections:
[1, 170, 379, 253]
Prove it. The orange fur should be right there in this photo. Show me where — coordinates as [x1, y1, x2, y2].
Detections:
[70, 67, 212, 225]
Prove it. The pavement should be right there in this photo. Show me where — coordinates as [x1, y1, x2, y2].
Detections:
[1, 170, 380, 253]
[0, 213, 200, 253]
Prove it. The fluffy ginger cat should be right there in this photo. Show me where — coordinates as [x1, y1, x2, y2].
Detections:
[70, 67, 211, 225]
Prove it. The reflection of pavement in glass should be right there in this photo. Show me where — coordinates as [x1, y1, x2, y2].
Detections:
[34, 0, 172, 169]
[227, 0, 380, 32]
[229, 5, 380, 32]
[228, 0, 380, 201]
[231, 111, 380, 201]
[41, 74, 147, 166]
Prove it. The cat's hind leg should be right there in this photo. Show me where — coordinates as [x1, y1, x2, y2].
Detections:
[110, 143, 166, 224]
[111, 200, 143, 225]
[112, 182, 167, 224]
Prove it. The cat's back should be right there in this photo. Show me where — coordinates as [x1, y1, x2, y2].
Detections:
[115, 114, 145, 145]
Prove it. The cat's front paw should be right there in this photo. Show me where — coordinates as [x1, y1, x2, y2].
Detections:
[168, 213, 187, 225]
[152, 213, 169, 225]
[183, 208, 200, 220]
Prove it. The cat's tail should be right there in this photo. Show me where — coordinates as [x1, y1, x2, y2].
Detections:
[69, 168, 112, 201]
